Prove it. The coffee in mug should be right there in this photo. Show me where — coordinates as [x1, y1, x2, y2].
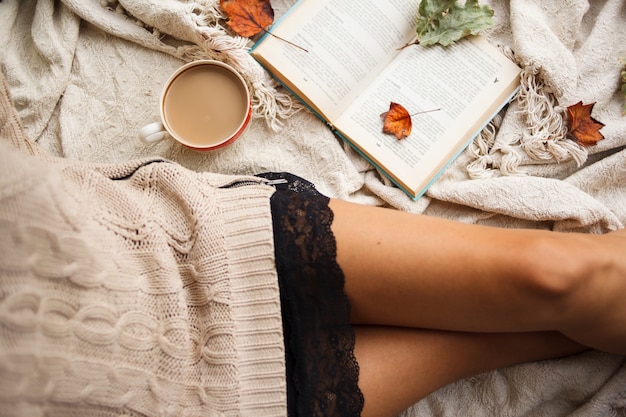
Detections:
[139, 60, 251, 151]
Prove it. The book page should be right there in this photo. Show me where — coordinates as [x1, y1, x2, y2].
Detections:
[335, 36, 521, 193]
[251, 0, 421, 121]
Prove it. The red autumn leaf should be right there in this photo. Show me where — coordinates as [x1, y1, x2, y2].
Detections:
[566, 101, 605, 146]
[381, 102, 412, 140]
[220, 0, 274, 38]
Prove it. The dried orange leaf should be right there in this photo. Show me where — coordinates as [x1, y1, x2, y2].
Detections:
[381, 102, 412, 140]
[566, 101, 605, 146]
[220, 0, 274, 38]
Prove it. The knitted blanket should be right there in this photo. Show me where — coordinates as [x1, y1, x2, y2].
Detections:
[2, 0, 626, 415]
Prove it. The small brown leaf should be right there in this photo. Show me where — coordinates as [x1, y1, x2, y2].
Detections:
[566, 101, 605, 146]
[220, 0, 274, 38]
[381, 102, 412, 140]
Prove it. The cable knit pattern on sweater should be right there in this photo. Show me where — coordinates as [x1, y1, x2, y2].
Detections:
[0, 73, 286, 417]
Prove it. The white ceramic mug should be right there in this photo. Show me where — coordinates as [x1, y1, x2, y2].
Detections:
[139, 60, 252, 151]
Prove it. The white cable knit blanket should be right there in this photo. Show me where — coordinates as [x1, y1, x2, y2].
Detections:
[2, 0, 626, 415]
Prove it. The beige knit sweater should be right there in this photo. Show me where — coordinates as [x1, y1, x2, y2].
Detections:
[0, 74, 287, 416]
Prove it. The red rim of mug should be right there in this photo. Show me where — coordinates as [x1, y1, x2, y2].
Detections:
[159, 60, 252, 151]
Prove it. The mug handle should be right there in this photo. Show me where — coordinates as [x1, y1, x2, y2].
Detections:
[138, 122, 170, 143]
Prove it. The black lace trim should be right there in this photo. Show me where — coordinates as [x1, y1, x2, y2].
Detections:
[259, 172, 364, 417]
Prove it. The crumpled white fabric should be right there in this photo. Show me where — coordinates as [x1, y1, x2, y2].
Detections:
[1, 0, 625, 415]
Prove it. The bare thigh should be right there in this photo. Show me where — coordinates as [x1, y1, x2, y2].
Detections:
[329, 198, 568, 332]
[329, 198, 626, 354]
[325, 199, 589, 415]
[353, 326, 585, 417]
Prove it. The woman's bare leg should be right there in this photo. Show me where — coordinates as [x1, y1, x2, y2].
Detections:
[353, 326, 586, 417]
[328, 199, 626, 354]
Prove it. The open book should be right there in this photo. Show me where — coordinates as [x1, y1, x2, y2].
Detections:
[250, 0, 521, 200]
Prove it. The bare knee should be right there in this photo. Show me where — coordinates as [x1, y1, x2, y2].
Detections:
[515, 233, 599, 306]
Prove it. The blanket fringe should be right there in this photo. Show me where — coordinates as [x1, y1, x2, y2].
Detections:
[467, 58, 588, 178]
[516, 64, 588, 167]
[467, 113, 511, 178]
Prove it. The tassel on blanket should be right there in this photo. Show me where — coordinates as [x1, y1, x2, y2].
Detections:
[467, 60, 588, 179]
[466, 113, 507, 179]
[516, 64, 588, 167]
